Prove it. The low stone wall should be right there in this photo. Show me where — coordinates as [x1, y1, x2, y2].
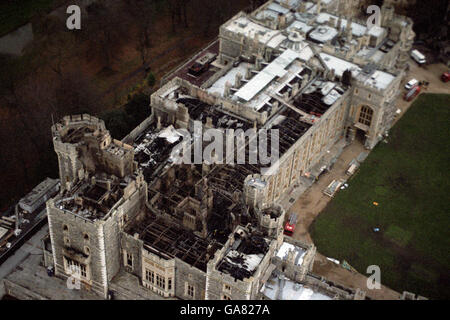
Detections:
[122, 114, 154, 144]
[2, 279, 47, 300]
[0, 280, 5, 298]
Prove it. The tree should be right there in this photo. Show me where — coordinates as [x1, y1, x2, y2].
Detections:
[34, 15, 77, 78]
[0, 54, 28, 106]
[146, 72, 156, 87]
[53, 71, 102, 116]
[82, 1, 129, 69]
[167, 0, 190, 32]
[101, 109, 132, 140]
[125, 92, 150, 124]
[123, 0, 155, 65]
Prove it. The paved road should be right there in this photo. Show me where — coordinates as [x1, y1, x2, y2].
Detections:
[0, 224, 48, 281]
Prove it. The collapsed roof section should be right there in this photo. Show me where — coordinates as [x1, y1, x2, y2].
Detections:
[176, 97, 253, 131]
[53, 173, 136, 221]
[132, 122, 183, 182]
[126, 214, 222, 272]
[215, 228, 271, 281]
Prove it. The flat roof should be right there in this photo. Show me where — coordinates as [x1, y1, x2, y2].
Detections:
[309, 25, 338, 43]
[263, 275, 332, 300]
[19, 178, 59, 207]
[235, 49, 301, 102]
[316, 13, 375, 37]
[359, 70, 396, 90]
[319, 52, 361, 77]
[276, 242, 307, 266]
[225, 16, 279, 44]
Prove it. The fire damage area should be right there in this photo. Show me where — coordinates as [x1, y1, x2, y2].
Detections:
[133, 123, 184, 181]
[293, 78, 347, 118]
[126, 214, 222, 272]
[176, 97, 253, 131]
[54, 175, 129, 221]
[217, 231, 270, 281]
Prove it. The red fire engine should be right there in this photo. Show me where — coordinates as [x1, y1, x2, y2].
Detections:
[404, 84, 421, 102]
[284, 213, 298, 236]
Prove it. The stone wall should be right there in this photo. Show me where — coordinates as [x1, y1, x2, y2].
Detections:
[2, 279, 47, 300]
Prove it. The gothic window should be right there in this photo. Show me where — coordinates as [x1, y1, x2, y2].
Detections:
[359, 106, 373, 127]
[186, 283, 195, 298]
[126, 252, 133, 268]
[145, 269, 154, 283]
[64, 256, 87, 279]
[156, 274, 165, 289]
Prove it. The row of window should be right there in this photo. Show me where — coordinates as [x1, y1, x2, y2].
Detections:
[145, 269, 173, 291]
[64, 256, 87, 278]
[359, 106, 374, 127]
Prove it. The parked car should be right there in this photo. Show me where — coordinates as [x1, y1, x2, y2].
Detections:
[411, 49, 426, 65]
[441, 72, 450, 83]
[405, 78, 418, 90]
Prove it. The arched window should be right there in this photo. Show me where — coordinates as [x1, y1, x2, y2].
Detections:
[359, 106, 373, 127]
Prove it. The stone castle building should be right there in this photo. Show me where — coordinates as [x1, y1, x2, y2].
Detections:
[36, 0, 426, 301]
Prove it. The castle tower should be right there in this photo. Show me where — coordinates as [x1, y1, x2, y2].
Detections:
[47, 114, 146, 299]
[52, 114, 135, 191]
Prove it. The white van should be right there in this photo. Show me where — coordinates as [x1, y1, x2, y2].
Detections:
[405, 78, 418, 90]
[411, 49, 426, 65]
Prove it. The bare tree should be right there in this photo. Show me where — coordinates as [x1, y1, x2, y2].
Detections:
[123, 0, 155, 65]
[34, 15, 77, 78]
[82, 1, 129, 69]
[168, 0, 190, 32]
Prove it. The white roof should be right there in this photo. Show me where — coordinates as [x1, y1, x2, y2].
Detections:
[0, 226, 9, 239]
[361, 70, 396, 90]
[225, 16, 279, 44]
[263, 277, 332, 300]
[267, 34, 287, 49]
[158, 125, 183, 144]
[275, 0, 302, 7]
[319, 52, 361, 77]
[276, 242, 306, 266]
[316, 13, 373, 37]
[267, 2, 291, 14]
[309, 25, 338, 43]
[207, 62, 251, 96]
[235, 49, 301, 101]
[288, 20, 314, 34]
[368, 26, 385, 37]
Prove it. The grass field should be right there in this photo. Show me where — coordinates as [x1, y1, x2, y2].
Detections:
[0, 0, 55, 36]
[311, 93, 450, 299]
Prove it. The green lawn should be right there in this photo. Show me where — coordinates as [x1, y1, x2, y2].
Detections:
[311, 93, 450, 299]
[0, 0, 55, 36]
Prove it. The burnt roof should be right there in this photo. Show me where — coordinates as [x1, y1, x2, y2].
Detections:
[128, 215, 221, 272]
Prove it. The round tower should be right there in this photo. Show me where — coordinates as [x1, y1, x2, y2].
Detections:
[255, 203, 285, 238]
[52, 114, 107, 191]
